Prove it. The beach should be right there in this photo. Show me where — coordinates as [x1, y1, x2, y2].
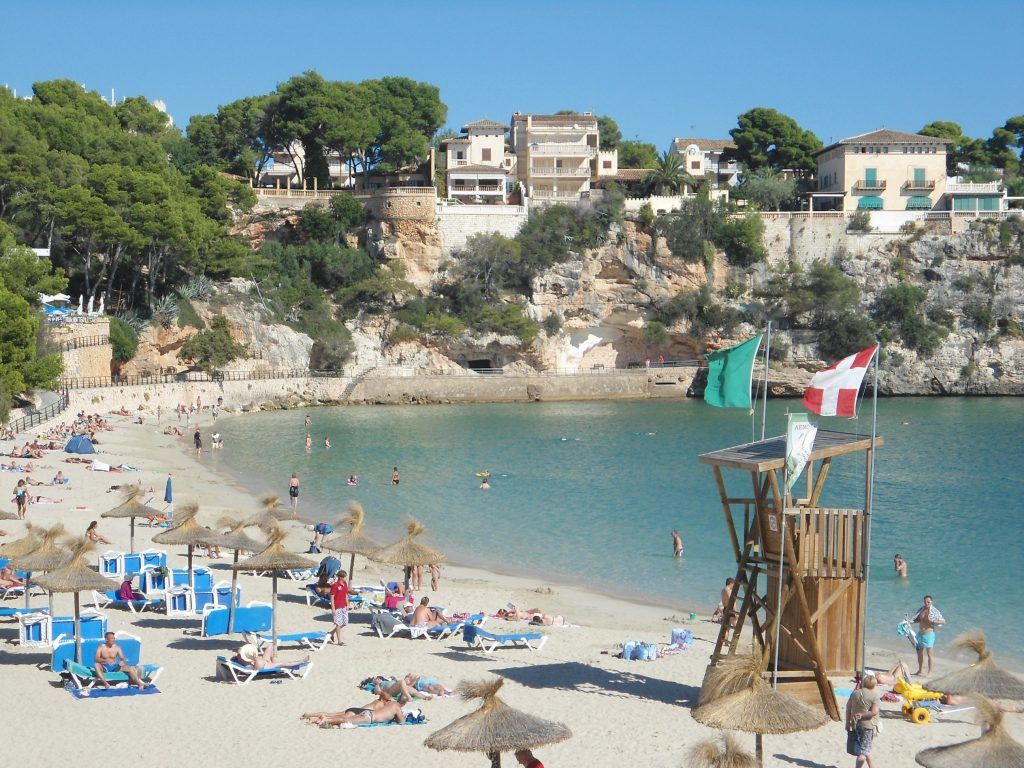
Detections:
[3, 407, 1023, 768]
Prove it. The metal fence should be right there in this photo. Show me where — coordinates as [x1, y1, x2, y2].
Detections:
[54, 335, 109, 352]
[6, 389, 70, 436]
[58, 361, 702, 390]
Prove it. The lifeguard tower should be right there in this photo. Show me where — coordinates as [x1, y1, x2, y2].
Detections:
[698, 429, 883, 720]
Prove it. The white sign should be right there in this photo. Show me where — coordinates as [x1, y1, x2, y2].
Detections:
[785, 413, 817, 492]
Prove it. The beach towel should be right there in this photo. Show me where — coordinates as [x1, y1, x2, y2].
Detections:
[927, 605, 945, 623]
[91, 461, 111, 472]
[66, 684, 161, 699]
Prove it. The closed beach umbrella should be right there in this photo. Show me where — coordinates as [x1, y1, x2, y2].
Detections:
[152, 503, 209, 587]
[424, 678, 572, 768]
[916, 695, 1024, 768]
[164, 474, 173, 504]
[689, 732, 757, 768]
[101, 484, 163, 551]
[203, 516, 263, 633]
[231, 523, 316, 651]
[323, 501, 380, 580]
[33, 538, 117, 663]
[692, 654, 828, 767]
[925, 631, 1024, 700]
[372, 517, 445, 577]
[9, 523, 69, 614]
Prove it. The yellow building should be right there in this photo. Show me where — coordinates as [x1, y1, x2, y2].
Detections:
[813, 129, 950, 211]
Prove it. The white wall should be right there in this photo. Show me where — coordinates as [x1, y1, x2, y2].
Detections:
[436, 205, 529, 254]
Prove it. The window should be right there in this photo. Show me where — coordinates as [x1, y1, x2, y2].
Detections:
[691, 161, 701, 171]
[914, 168, 926, 185]
[602, 160, 612, 169]
[456, 151, 464, 160]
[481, 148, 491, 162]
[864, 168, 877, 187]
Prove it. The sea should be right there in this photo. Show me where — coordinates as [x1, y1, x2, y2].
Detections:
[208, 397, 1024, 663]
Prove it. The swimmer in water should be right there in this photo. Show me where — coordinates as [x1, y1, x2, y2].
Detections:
[671, 529, 683, 557]
[479, 478, 490, 490]
[347, 475, 357, 486]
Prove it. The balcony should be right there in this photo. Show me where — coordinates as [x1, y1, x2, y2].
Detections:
[449, 185, 504, 195]
[904, 178, 936, 191]
[529, 144, 597, 157]
[946, 181, 1002, 194]
[531, 189, 582, 200]
[854, 179, 886, 191]
[530, 165, 591, 177]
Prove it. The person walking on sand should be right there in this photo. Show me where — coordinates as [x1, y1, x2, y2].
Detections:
[156, 405, 162, 424]
[845, 674, 880, 768]
[671, 529, 683, 557]
[391, 467, 400, 486]
[515, 749, 545, 768]
[912, 594, 945, 676]
[894, 553, 907, 578]
[193, 428, 202, 457]
[289, 473, 300, 510]
[330, 570, 349, 646]
[13, 479, 28, 519]
[429, 563, 441, 591]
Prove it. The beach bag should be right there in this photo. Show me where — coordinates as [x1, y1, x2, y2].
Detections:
[637, 642, 658, 661]
[622, 641, 638, 660]
[671, 628, 693, 647]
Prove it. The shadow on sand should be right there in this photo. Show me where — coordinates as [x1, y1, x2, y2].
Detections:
[492, 661, 699, 707]
[773, 755, 839, 768]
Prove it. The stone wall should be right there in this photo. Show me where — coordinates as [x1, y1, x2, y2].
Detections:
[62, 345, 113, 379]
[64, 369, 696, 415]
[436, 204, 529, 255]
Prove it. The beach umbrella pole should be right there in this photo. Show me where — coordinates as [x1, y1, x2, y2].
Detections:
[24, 571, 31, 609]
[130, 517, 135, 552]
[74, 592, 82, 664]
[487, 751, 500, 768]
[228, 550, 239, 633]
[188, 545, 194, 588]
[348, 553, 355, 582]
[755, 734, 763, 768]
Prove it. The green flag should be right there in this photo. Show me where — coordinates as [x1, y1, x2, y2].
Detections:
[704, 335, 763, 408]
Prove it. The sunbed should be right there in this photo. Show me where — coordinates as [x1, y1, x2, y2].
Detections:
[200, 602, 272, 637]
[304, 584, 367, 609]
[369, 606, 431, 640]
[215, 655, 313, 685]
[52, 631, 159, 683]
[63, 658, 163, 691]
[462, 624, 547, 653]
[254, 630, 330, 652]
[0, 605, 49, 619]
[20, 610, 107, 648]
[92, 589, 164, 614]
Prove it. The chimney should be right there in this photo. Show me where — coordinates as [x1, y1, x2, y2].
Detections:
[583, 111, 592, 117]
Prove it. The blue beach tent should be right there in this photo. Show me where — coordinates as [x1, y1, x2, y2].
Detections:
[64, 435, 96, 454]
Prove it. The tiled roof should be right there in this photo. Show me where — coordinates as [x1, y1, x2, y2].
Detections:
[512, 113, 598, 128]
[446, 164, 508, 175]
[816, 128, 953, 155]
[462, 119, 508, 132]
[614, 169, 652, 181]
[672, 137, 736, 151]
[441, 137, 471, 145]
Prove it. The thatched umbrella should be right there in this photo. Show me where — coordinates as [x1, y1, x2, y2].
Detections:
[916, 695, 1024, 768]
[689, 732, 758, 768]
[33, 538, 116, 663]
[0, 509, 20, 521]
[372, 517, 445, 586]
[203, 516, 263, 633]
[323, 501, 380, 580]
[925, 631, 1024, 700]
[425, 678, 571, 768]
[1, 524, 44, 608]
[231, 522, 316, 651]
[152, 503, 209, 587]
[8, 523, 69, 614]
[692, 654, 828, 767]
[244, 494, 313, 527]
[101, 484, 164, 551]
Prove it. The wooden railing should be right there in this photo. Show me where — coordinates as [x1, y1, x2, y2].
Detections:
[790, 507, 865, 579]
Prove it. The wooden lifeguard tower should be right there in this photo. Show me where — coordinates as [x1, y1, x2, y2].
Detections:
[698, 429, 883, 720]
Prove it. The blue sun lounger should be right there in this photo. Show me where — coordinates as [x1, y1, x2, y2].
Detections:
[52, 631, 162, 688]
[215, 656, 313, 685]
[0, 605, 49, 619]
[255, 630, 330, 652]
[92, 589, 164, 614]
[64, 658, 163, 691]
[462, 624, 548, 653]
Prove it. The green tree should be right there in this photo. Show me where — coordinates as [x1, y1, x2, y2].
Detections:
[643, 151, 691, 195]
[729, 107, 822, 176]
[735, 173, 798, 211]
[113, 96, 171, 137]
[715, 214, 767, 267]
[618, 140, 659, 169]
[657, 194, 723, 262]
[108, 316, 139, 362]
[178, 314, 244, 370]
[596, 115, 621, 149]
[919, 121, 987, 175]
[643, 320, 669, 347]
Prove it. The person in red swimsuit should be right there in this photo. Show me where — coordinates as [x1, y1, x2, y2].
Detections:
[515, 750, 544, 768]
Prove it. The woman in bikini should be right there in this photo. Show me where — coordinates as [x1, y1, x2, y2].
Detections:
[301, 690, 405, 728]
[86, 521, 111, 545]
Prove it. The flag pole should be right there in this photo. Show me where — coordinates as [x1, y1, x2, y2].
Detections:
[859, 346, 880, 673]
[761, 321, 771, 441]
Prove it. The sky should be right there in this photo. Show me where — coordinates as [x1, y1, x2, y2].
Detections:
[3, 0, 1021, 147]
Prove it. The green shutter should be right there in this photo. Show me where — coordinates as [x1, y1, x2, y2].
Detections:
[864, 168, 877, 186]
[979, 197, 1000, 211]
[914, 168, 926, 185]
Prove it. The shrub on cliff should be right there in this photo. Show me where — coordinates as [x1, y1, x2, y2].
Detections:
[874, 283, 947, 356]
[109, 317, 139, 363]
[656, 284, 742, 337]
[716, 214, 767, 266]
[178, 315, 244, 371]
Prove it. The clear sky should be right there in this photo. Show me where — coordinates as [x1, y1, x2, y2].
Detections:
[4, 0, 1021, 147]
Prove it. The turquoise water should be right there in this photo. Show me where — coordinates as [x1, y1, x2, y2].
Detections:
[209, 397, 1024, 661]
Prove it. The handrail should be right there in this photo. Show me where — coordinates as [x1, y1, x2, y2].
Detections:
[5, 388, 70, 436]
[53, 335, 110, 352]
[58, 361, 702, 390]
[854, 179, 886, 190]
[903, 179, 936, 190]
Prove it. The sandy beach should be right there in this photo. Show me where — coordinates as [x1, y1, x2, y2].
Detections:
[3, 407, 1022, 768]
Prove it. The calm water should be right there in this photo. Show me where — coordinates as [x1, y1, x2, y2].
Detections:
[209, 397, 1024, 660]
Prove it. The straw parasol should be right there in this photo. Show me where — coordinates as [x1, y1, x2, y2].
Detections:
[243, 494, 313, 527]
[692, 654, 828, 767]
[0, 527, 42, 558]
[925, 631, 1024, 700]
[916, 695, 1024, 767]
[323, 501, 380, 580]
[203, 516, 264, 633]
[372, 517, 445, 587]
[231, 522, 316, 651]
[8, 523, 69, 614]
[152, 503, 209, 587]
[0, 509, 20, 521]
[33, 538, 117, 663]
[425, 678, 572, 768]
[689, 732, 758, 768]
[101, 483, 164, 551]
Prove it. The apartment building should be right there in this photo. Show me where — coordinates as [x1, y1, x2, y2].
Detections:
[509, 112, 603, 204]
[261, 142, 354, 189]
[442, 119, 513, 204]
[813, 129, 951, 211]
[670, 138, 740, 188]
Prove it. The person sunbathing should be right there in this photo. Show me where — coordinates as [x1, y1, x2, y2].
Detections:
[163, 427, 184, 437]
[301, 690, 406, 728]
[30, 495, 63, 504]
[95, 632, 148, 690]
[497, 605, 567, 626]
[86, 521, 111, 545]
[51, 471, 68, 485]
[233, 643, 309, 671]
[111, 407, 132, 416]
[866, 660, 913, 686]
[146, 510, 170, 526]
[358, 674, 432, 704]
[403, 674, 453, 697]
[410, 597, 448, 628]
[117, 576, 145, 602]
[1, 567, 26, 589]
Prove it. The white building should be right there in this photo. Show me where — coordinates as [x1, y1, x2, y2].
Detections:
[510, 112, 610, 205]
[670, 137, 740, 188]
[442, 119, 513, 204]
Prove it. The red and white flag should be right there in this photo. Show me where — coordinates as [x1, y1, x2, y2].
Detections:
[802, 345, 878, 417]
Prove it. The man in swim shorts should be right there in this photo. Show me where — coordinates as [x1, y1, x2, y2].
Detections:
[912, 594, 945, 676]
[94, 632, 147, 689]
[289, 473, 300, 510]
[671, 529, 683, 557]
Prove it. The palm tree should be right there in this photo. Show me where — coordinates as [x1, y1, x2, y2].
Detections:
[643, 150, 698, 195]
